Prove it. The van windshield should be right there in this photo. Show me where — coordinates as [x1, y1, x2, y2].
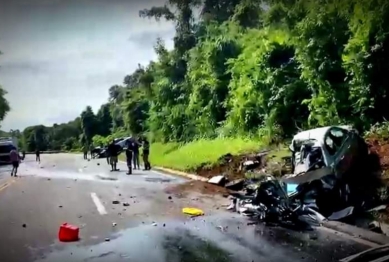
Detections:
[291, 139, 319, 152]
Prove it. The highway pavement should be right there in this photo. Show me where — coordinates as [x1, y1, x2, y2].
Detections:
[0, 154, 376, 262]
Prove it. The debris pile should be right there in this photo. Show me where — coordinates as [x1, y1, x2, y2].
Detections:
[225, 174, 358, 227]
[207, 125, 389, 231]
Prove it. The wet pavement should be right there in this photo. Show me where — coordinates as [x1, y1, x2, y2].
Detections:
[0, 154, 374, 262]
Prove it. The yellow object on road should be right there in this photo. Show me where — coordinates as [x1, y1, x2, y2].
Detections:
[182, 207, 204, 216]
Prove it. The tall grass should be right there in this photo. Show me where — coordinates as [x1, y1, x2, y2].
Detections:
[149, 137, 263, 172]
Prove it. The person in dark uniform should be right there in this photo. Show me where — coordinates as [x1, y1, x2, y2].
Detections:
[132, 137, 141, 170]
[35, 149, 41, 162]
[142, 137, 151, 170]
[89, 144, 94, 159]
[105, 144, 110, 165]
[83, 144, 88, 160]
[107, 140, 119, 171]
[125, 140, 133, 175]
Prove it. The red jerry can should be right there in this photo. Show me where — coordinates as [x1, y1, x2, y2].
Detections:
[58, 223, 79, 242]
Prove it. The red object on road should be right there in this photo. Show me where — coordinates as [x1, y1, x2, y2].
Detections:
[58, 223, 79, 242]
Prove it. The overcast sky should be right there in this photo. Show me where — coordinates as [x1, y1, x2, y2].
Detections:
[0, 0, 175, 131]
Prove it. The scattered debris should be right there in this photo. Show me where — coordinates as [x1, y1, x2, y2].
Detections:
[22, 224, 26, 228]
[105, 238, 110, 242]
[369, 221, 383, 233]
[97, 163, 100, 166]
[97, 175, 117, 181]
[168, 196, 172, 200]
[309, 234, 318, 240]
[182, 207, 204, 217]
[152, 222, 157, 226]
[217, 225, 226, 232]
[58, 223, 79, 242]
[123, 202, 130, 207]
[226, 173, 355, 228]
[208, 175, 226, 186]
[242, 159, 261, 171]
[112, 222, 117, 227]
[112, 200, 120, 205]
[225, 179, 244, 191]
[328, 207, 354, 221]
[368, 205, 387, 212]
[59, 205, 63, 208]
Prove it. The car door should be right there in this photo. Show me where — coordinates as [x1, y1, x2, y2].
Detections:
[331, 127, 355, 177]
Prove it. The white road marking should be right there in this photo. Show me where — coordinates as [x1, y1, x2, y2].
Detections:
[90, 192, 107, 215]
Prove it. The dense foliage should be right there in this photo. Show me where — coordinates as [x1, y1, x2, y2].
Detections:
[16, 0, 389, 151]
[0, 52, 11, 135]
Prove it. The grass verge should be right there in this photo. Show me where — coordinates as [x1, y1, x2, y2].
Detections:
[147, 137, 264, 172]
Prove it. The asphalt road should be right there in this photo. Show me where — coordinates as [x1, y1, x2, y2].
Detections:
[0, 154, 375, 262]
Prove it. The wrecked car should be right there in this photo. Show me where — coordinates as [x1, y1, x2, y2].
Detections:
[227, 126, 370, 225]
[94, 137, 133, 159]
[286, 125, 367, 183]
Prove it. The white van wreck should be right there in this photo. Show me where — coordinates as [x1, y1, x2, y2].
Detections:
[284, 125, 367, 184]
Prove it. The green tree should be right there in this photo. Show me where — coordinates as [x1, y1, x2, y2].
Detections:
[80, 106, 97, 144]
[96, 103, 113, 136]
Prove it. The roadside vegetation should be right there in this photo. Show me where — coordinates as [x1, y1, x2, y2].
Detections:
[148, 137, 262, 172]
[0, 53, 11, 133]
[7, 1, 389, 174]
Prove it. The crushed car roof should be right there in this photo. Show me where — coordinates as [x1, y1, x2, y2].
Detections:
[292, 125, 354, 142]
[293, 127, 331, 142]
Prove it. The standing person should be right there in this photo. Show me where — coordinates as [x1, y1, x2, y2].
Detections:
[35, 148, 40, 163]
[132, 137, 141, 170]
[125, 139, 133, 175]
[107, 140, 119, 171]
[142, 137, 151, 170]
[89, 144, 94, 159]
[10, 146, 20, 177]
[82, 144, 88, 160]
[105, 144, 110, 165]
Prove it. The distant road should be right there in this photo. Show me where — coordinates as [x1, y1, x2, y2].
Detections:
[25, 150, 64, 154]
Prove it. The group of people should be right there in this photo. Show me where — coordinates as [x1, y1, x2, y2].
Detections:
[105, 136, 151, 175]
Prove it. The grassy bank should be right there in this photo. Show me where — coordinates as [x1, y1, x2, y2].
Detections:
[148, 137, 265, 172]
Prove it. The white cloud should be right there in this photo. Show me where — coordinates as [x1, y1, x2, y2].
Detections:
[0, 0, 175, 131]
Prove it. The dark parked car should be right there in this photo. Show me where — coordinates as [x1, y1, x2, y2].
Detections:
[92, 137, 133, 159]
